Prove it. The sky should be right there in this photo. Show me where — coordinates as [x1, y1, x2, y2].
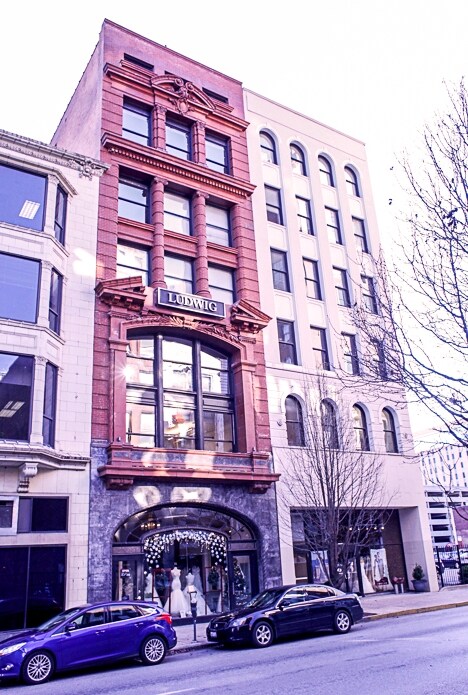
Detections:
[1, 0, 466, 444]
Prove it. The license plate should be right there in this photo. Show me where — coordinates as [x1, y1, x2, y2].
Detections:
[209, 630, 217, 638]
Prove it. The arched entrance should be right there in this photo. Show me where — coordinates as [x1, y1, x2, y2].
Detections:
[112, 504, 259, 617]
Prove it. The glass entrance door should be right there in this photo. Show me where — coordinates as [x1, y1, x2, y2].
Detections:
[228, 551, 258, 609]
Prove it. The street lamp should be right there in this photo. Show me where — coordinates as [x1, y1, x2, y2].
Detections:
[187, 585, 198, 642]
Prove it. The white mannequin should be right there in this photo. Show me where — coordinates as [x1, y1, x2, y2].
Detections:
[164, 565, 188, 617]
[184, 569, 211, 616]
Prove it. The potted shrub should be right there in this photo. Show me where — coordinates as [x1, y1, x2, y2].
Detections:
[411, 564, 428, 592]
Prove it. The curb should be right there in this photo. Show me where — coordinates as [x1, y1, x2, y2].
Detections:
[362, 600, 468, 622]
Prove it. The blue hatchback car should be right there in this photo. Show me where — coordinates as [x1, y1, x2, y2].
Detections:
[0, 600, 177, 685]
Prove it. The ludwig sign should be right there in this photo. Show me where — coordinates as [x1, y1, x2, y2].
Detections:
[156, 288, 225, 318]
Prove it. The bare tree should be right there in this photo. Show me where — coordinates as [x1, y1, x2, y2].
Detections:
[278, 376, 391, 590]
[353, 79, 468, 447]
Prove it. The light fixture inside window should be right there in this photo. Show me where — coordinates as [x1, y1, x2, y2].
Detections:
[0, 400, 24, 418]
[19, 201, 40, 219]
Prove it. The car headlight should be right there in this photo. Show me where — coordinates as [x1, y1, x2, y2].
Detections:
[231, 617, 249, 628]
[0, 642, 27, 656]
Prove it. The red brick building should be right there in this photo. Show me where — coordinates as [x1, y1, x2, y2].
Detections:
[52, 20, 280, 615]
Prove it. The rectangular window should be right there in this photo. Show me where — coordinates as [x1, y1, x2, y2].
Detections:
[342, 333, 359, 375]
[206, 204, 231, 246]
[325, 207, 342, 244]
[0, 500, 14, 528]
[353, 217, 369, 253]
[296, 196, 313, 234]
[265, 186, 283, 225]
[164, 254, 194, 294]
[311, 327, 330, 370]
[303, 259, 322, 300]
[208, 265, 234, 304]
[361, 275, 378, 313]
[164, 191, 191, 236]
[42, 362, 58, 447]
[48, 269, 63, 334]
[54, 185, 67, 244]
[117, 243, 150, 285]
[370, 339, 387, 379]
[277, 319, 297, 365]
[166, 117, 192, 160]
[118, 178, 150, 224]
[333, 267, 351, 307]
[123, 100, 151, 146]
[0, 252, 40, 323]
[271, 250, 290, 292]
[18, 497, 68, 532]
[0, 352, 34, 441]
[0, 163, 47, 231]
[206, 132, 230, 174]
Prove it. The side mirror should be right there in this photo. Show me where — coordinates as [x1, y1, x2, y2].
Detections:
[279, 599, 292, 609]
[66, 622, 78, 632]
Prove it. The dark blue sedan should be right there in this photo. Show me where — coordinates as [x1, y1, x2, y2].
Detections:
[0, 601, 177, 685]
[207, 584, 363, 648]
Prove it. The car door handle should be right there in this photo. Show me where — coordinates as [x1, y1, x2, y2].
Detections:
[95, 629, 107, 635]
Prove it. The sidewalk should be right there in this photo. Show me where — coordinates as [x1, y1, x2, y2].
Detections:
[171, 584, 468, 653]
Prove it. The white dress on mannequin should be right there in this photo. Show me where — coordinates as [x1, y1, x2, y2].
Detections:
[184, 571, 211, 616]
[192, 566, 204, 593]
[164, 566, 188, 617]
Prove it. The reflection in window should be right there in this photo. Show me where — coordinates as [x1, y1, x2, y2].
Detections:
[277, 320, 297, 365]
[0, 164, 46, 231]
[125, 336, 234, 452]
[118, 179, 150, 224]
[265, 186, 283, 225]
[166, 118, 192, 160]
[0, 353, 34, 441]
[321, 400, 339, 449]
[344, 166, 360, 196]
[164, 191, 191, 236]
[285, 396, 305, 446]
[208, 265, 234, 304]
[0, 252, 40, 323]
[117, 243, 150, 285]
[206, 133, 230, 174]
[206, 204, 230, 246]
[382, 408, 398, 453]
[353, 404, 370, 451]
[123, 100, 151, 146]
[54, 186, 67, 244]
[42, 362, 58, 447]
[260, 132, 277, 164]
[48, 269, 63, 334]
[164, 254, 194, 294]
[290, 144, 306, 175]
[318, 156, 334, 187]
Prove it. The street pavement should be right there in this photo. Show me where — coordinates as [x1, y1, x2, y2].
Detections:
[172, 584, 468, 652]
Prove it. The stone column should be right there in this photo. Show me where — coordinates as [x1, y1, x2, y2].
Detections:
[151, 177, 167, 289]
[230, 201, 260, 305]
[192, 191, 210, 297]
[193, 120, 206, 164]
[154, 104, 167, 150]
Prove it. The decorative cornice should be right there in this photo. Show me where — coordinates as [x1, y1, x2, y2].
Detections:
[231, 299, 272, 334]
[0, 443, 89, 471]
[0, 129, 108, 180]
[102, 133, 255, 199]
[95, 276, 147, 311]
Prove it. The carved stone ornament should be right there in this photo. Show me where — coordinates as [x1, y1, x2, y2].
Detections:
[95, 276, 146, 311]
[151, 75, 215, 116]
[17, 462, 38, 493]
[231, 299, 272, 334]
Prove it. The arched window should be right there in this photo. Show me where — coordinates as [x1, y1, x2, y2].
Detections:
[352, 404, 369, 451]
[318, 155, 334, 187]
[260, 131, 277, 164]
[126, 335, 234, 452]
[321, 400, 339, 449]
[290, 144, 306, 176]
[285, 396, 305, 446]
[382, 408, 398, 453]
[344, 166, 360, 197]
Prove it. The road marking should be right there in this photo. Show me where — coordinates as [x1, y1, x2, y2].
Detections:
[156, 690, 196, 695]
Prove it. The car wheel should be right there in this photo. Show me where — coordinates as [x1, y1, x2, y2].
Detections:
[22, 651, 55, 685]
[251, 620, 274, 648]
[334, 609, 352, 634]
[140, 635, 167, 665]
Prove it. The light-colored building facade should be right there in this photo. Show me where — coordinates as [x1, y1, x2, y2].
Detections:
[244, 90, 438, 592]
[0, 130, 106, 627]
[420, 444, 468, 547]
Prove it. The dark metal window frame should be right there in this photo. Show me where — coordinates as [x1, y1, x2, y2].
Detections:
[265, 186, 284, 225]
[296, 196, 313, 234]
[325, 207, 342, 244]
[54, 185, 67, 244]
[290, 143, 307, 176]
[277, 319, 298, 365]
[164, 190, 192, 236]
[164, 253, 194, 294]
[285, 395, 305, 446]
[345, 165, 360, 197]
[166, 116, 192, 160]
[48, 268, 63, 335]
[0, 351, 34, 442]
[118, 177, 150, 224]
[352, 404, 370, 451]
[271, 249, 290, 292]
[353, 217, 369, 253]
[208, 264, 235, 304]
[333, 267, 351, 307]
[116, 241, 150, 285]
[361, 275, 378, 313]
[123, 99, 152, 146]
[303, 259, 322, 300]
[311, 326, 330, 370]
[342, 333, 359, 375]
[206, 203, 231, 246]
[0, 251, 41, 324]
[205, 131, 230, 174]
[318, 155, 334, 187]
[382, 407, 399, 453]
[42, 362, 58, 448]
[260, 131, 277, 164]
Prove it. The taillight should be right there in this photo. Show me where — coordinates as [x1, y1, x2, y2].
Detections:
[155, 612, 172, 625]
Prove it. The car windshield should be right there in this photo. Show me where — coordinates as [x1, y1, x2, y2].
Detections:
[244, 589, 286, 609]
[37, 607, 83, 632]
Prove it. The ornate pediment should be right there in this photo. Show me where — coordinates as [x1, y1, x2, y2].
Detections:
[95, 276, 146, 311]
[230, 299, 271, 334]
[151, 75, 215, 116]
